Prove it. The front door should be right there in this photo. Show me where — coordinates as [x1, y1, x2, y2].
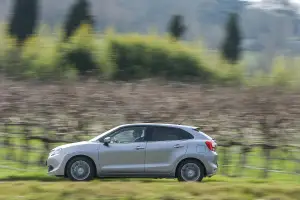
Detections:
[98, 126, 146, 174]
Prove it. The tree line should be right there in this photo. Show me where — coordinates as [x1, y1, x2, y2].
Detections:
[8, 0, 242, 70]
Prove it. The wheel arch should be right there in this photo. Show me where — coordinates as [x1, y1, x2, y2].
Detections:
[64, 155, 97, 177]
[175, 157, 207, 177]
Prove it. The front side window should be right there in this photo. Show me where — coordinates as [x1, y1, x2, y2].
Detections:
[149, 127, 193, 142]
[107, 126, 146, 144]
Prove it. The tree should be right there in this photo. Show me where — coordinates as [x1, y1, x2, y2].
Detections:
[221, 13, 241, 64]
[63, 0, 94, 41]
[8, 0, 39, 45]
[167, 14, 187, 40]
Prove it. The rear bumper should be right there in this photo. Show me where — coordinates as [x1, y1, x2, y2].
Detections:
[203, 153, 218, 177]
[206, 162, 218, 177]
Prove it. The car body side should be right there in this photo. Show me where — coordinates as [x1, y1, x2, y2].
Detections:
[47, 124, 218, 178]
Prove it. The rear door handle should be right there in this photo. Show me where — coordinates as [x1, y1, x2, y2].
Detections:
[174, 144, 184, 148]
[136, 146, 145, 150]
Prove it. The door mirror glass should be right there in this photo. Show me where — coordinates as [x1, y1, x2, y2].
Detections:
[103, 137, 111, 145]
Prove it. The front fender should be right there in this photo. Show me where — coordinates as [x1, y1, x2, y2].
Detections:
[63, 151, 99, 174]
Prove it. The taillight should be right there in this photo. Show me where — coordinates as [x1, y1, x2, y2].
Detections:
[205, 140, 216, 151]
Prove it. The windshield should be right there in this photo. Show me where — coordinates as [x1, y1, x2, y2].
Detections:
[89, 126, 120, 142]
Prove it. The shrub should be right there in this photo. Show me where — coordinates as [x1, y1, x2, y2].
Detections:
[270, 56, 300, 87]
[60, 24, 101, 76]
[4, 23, 300, 87]
[246, 56, 300, 87]
[107, 33, 217, 82]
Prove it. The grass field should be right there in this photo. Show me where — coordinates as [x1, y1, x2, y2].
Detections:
[0, 150, 300, 200]
[1, 133, 300, 200]
[1, 137, 300, 182]
[1, 147, 300, 185]
[0, 178, 299, 200]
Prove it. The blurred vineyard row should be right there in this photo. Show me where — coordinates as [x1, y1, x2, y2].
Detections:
[0, 77, 299, 144]
[1, 77, 300, 178]
[0, 24, 300, 86]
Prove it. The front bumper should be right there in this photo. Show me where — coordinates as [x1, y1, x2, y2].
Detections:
[46, 154, 68, 176]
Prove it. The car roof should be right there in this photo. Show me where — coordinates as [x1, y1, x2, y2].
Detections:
[118, 123, 197, 130]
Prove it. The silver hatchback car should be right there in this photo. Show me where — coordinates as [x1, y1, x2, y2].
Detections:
[46, 123, 218, 182]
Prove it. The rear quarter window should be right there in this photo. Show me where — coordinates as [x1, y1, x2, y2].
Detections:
[192, 128, 212, 140]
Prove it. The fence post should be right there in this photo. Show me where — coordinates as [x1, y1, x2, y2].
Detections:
[221, 145, 230, 176]
[0, 122, 4, 160]
[4, 122, 15, 161]
[294, 147, 300, 175]
[236, 146, 250, 177]
[21, 123, 31, 167]
[38, 125, 50, 165]
[262, 145, 271, 179]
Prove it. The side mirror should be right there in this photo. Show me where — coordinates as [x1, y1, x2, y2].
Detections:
[103, 137, 111, 145]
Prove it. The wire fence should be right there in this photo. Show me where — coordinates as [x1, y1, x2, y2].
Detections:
[1, 121, 299, 179]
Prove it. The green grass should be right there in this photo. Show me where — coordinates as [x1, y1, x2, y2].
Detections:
[0, 153, 299, 184]
[1, 130, 300, 186]
[0, 178, 299, 200]
[0, 144, 299, 199]
[1, 138, 300, 182]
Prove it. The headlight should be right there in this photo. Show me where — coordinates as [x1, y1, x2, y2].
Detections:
[50, 148, 62, 156]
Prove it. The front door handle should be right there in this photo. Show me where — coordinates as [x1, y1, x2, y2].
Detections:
[135, 146, 145, 150]
[174, 144, 184, 148]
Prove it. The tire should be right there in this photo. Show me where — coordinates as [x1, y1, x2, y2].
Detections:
[176, 160, 204, 182]
[66, 156, 95, 181]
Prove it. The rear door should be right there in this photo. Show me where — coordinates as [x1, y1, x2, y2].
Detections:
[144, 126, 193, 173]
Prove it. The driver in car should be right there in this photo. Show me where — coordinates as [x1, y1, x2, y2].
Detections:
[133, 128, 145, 142]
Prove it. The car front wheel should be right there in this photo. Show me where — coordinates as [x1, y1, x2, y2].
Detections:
[177, 160, 204, 182]
[66, 156, 95, 181]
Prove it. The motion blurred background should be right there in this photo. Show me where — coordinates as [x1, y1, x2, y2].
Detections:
[0, 0, 300, 200]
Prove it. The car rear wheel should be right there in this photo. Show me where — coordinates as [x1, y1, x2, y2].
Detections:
[177, 160, 204, 182]
[66, 156, 95, 181]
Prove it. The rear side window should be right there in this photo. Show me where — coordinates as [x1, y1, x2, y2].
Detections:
[148, 126, 194, 142]
[192, 128, 212, 140]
